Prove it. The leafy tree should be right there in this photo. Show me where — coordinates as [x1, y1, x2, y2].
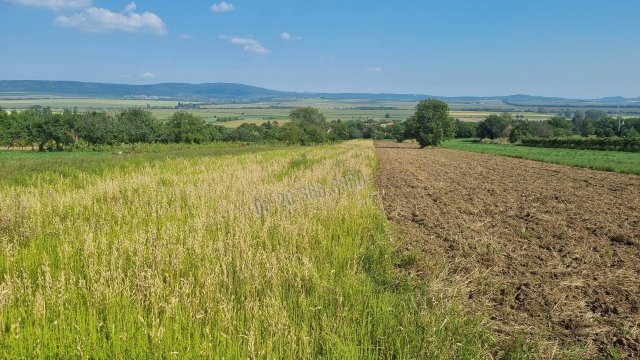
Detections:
[476, 113, 511, 139]
[545, 116, 572, 136]
[166, 111, 209, 143]
[225, 123, 261, 142]
[404, 99, 455, 147]
[300, 122, 328, 145]
[207, 124, 228, 142]
[327, 120, 350, 141]
[572, 111, 593, 136]
[29, 108, 75, 151]
[116, 108, 163, 143]
[0, 109, 9, 146]
[508, 120, 530, 143]
[455, 120, 478, 138]
[526, 120, 552, 138]
[8, 111, 33, 147]
[259, 121, 280, 142]
[286, 107, 330, 145]
[289, 107, 326, 124]
[76, 111, 119, 145]
[386, 122, 406, 142]
[593, 117, 617, 137]
[277, 122, 304, 145]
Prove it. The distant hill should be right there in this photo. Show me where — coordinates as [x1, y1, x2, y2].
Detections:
[0, 80, 638, 105]
[0, 80, 292, 100]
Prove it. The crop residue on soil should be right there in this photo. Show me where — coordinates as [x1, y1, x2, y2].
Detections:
[374, 142, 640, 357]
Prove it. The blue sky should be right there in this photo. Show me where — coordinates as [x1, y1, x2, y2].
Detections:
[1, 0, 638, 97]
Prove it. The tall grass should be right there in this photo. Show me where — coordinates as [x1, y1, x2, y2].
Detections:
[0, 141, 491, 358]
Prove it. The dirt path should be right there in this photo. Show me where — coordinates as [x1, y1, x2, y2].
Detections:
[374, 142, 640, 358]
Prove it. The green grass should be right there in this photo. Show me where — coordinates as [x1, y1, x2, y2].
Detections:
[0, 141, 495, 358]
[0, 143, 274, 187]
[443, 139, 640, 174]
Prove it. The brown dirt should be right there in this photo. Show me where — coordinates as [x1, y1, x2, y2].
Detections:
[374, 142, 640, 358]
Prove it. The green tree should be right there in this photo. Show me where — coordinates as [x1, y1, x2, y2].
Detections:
[225, 123, 261, 142]
[593, 117, 617, 137]
[327, 120, 350, 141]
[404, 99, 455, 147]
[508, 120, 530, 143]
[76, 111, 119, 145]
[546, 116, 572, 136]
[207, 124, 228, 142]
[572, 111, 593, 136]
[30, 108, 75, 151]
[454, 120, 478, 138]
[166, 111, 209, 143]
[0, 109, 9, 146]
[277, 122, 304, 145]
[476, 113, 512, 140]
[116, 108, 163, 143]
[289, 107, 326, 124]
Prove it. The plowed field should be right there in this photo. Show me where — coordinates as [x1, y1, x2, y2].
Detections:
[374, 142, 640, 358]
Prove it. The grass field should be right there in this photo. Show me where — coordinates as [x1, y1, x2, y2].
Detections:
[0, 141, 493, 358]
[443, 138, 640, 174]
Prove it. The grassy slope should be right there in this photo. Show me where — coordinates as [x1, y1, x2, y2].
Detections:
[443, 139, 640, 175]
[0, 142, 492, 358]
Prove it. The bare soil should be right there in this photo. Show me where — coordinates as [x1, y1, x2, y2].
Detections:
[374, 142, 640, 358]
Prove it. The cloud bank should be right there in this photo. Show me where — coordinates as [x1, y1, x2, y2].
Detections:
[6, 0, 91, 10]
[220, 35, 269, 55]
[54, 2, 167, 35]
[210, 1, 233, 13]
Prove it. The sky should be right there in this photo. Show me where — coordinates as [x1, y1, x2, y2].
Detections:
[0, 0, 639, 98]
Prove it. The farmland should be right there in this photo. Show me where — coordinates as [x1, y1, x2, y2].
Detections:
[443, 139, 640, 174]
[1, 136, 639, 358]
[374, 142, 640, 358]
[0, 141, 493, 358]
[0, 96, 554, 127]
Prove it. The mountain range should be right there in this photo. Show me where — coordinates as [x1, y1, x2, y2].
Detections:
[1, 80, 638, 106]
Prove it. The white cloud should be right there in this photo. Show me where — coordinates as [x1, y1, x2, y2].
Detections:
[141, 72, 156, 78]
[210, 1, 233, 13]
[220, 35, 269, 55]
[6, 0, 91, 10]
[123, 2, 136, 13]
[179, 34, 193, 40]
[54, 2, 167, 35]
[281, 32, 302, 41]
[366, 67, 383, 73]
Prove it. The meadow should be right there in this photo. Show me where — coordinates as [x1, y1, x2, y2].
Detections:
[443, 138, 640, 174]
[0, 141, 493, 358]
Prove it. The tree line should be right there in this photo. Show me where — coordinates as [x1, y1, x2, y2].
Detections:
[465, 111, 640, 143]
[2, 102, 636, 151]
[0, 106, 405, 151]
